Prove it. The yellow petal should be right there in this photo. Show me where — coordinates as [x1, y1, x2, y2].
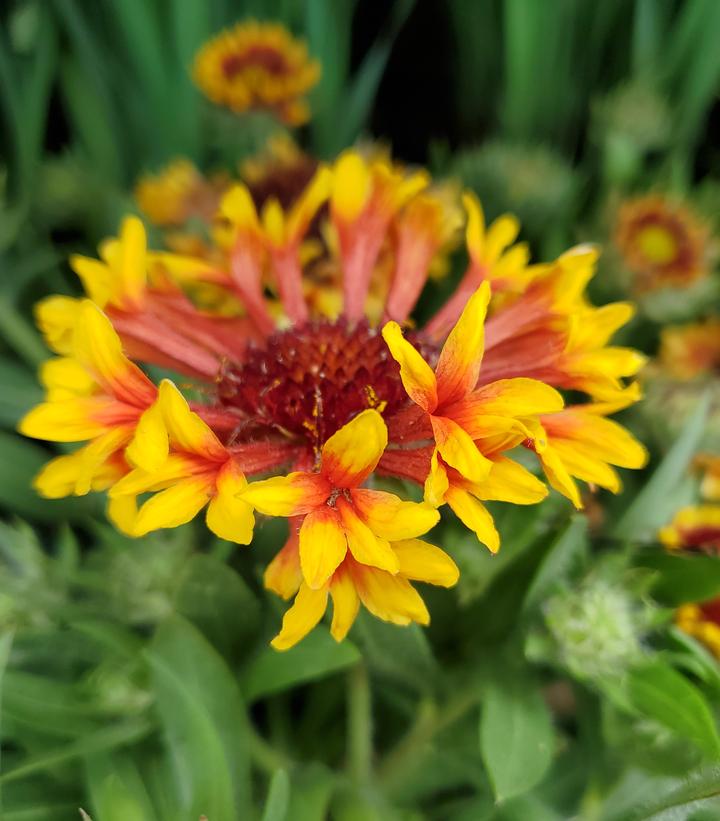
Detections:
[382, 322, 438, 412]
[431, 415, 492, 483]
[134, 477, 212, 535]
[463, 191, 485, 262]
[125, 400, 168, 472]
[338, 499, 400, 574]
[471, 456, 548, 505]
[19, 397, 115, 442]
[351, 489, 440, 540]
[467, 378, 564, 417]
[220, 184, 260, 232]
[157, 380, 226, 460]
[435, 282, 490, 405]
[484, 214, 520, 264]
[329, 569, 360, 642]
[264, 532, 303, 600]
[320, 409, 388, 487]
[299, 507, 348, 589]
[271, 583, 329, 651]
[239, 472, 331, 517]
[40, 357, 95, 400]
[107, 493, 138, 535]
[392, 538, 459, 587]
[118, 215, 147, 307]
[331, 151, 372, 222]
[72, 301, 153, 406]
[351, 564, 429, 626]
[445, 486, 500, 553]
[537, 445, 583, 509]
[424, 449, 449, 507]
[35, 295, 81, 355]
[206, 461, 255, 544]
[288, 165, 332, 242]
[70, 255, 114, 307]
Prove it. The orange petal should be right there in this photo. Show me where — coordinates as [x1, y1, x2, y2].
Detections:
[320, 409, 388, 488]
[435, 282, 491, 405]
[299, 506, 348, 589]
[239, 472, 331, 517]
[381, 322, 438, 412]
[431, 415, 492, 483]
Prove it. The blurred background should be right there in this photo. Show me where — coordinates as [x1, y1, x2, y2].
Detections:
[1, 1, 720, 819]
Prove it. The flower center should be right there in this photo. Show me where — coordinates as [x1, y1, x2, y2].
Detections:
[636, 224, 678, 265]
[221, 47, 290, 79]
[218, 319, 428, 446]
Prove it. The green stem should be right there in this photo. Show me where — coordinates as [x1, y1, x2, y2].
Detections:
[347, 662, 372, 785]
[247, 723, 293, 775]
[377, 687, 481, 791]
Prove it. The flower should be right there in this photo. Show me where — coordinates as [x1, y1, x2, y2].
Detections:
[659, 506, 720, 552]
[695, 454, 720, 501]
[135, 159, 230, 228]
[658, 319, 720, 380]
[676, 599, 720, 658]
[21, 148, 645, 648]
[193, 21, 320, 125]
[615, 194, 710, 291]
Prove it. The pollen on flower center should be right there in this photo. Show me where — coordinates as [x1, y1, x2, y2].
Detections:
[218, 319, 431, 445]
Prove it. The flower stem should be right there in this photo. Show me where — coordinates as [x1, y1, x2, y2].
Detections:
[247, 723, 293, 775]
[347, 662, 373, 785]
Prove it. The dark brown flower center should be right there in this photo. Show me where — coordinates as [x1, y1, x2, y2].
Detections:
[221, 48, 290, 79]
[217, 319, 429, 447]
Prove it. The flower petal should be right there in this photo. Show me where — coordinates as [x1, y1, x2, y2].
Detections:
[239, 472, 331, 517]
[350, 563, 429, 626]
[321, 409, 388, 488]
[465, 378, 564, 417]
[392, 539, 459, 587]
[125, 400, 168, 472]
[329, 567, 360, 642]
[19, 398, 113, 442]
[431, 415, 492, 483]
[299, 506, 348, 589]
[264, 528, 302, 600]
[134, 477, 212, 535]
[445, 486, 500, 553]
[157, 380, 226, 460]
[206, 461, 255, 544]
[435, 282, 490, 405]
[471, 456, 548, 504]
[338, 499, 400, 574]
[271, 583, 329, 651]
[351, 489, 440, 540]
[423, 449, 449, 507]
[381, 322, 438, 412]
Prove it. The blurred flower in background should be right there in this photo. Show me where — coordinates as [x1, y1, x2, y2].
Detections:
[193, 21, 320, 125]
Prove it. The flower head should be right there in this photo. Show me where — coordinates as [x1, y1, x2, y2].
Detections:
[658, 319, 720, 380]
[615, 194, 710, 291]
[21, 148, 645, 649]
[193, 21, 320, 125]
[676, 599, 720, 658]
[659, 506, 720, 552]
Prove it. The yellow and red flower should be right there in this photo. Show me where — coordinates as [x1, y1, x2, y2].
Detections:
[695, 454, 720, 502]
[676, 599, 720, 658]
[615, 194, 710, 291]
[659, 506, 720, 552]
[658, 320, 720, 381]
[193, 21, 320, 125]
[20, 147, 645, 649]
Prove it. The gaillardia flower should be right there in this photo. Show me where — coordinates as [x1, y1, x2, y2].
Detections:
[20, 149, 645, 649]
[658, 319, 720, 381]
[615, 194, 710, 291]
[193, 21, 320, 125]
[676, 599, 720, 658]
[659, 506, 720, 552]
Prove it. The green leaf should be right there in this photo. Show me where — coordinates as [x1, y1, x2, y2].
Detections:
[243, 627, 360, 701]
[523, 515, 588, 612]
[172, 553, 260, 659]
[619, 765, 720, 820]
[480, 669, 555, 801]
[144, 615, 253, 819]
[85, 754, 155, 821]
[634, 549, 720, 606]
[0, 359, 44, 427]
[261, 769, 290, 821]
[627, 662, 720, 759]
[613, 394, 709, 541]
